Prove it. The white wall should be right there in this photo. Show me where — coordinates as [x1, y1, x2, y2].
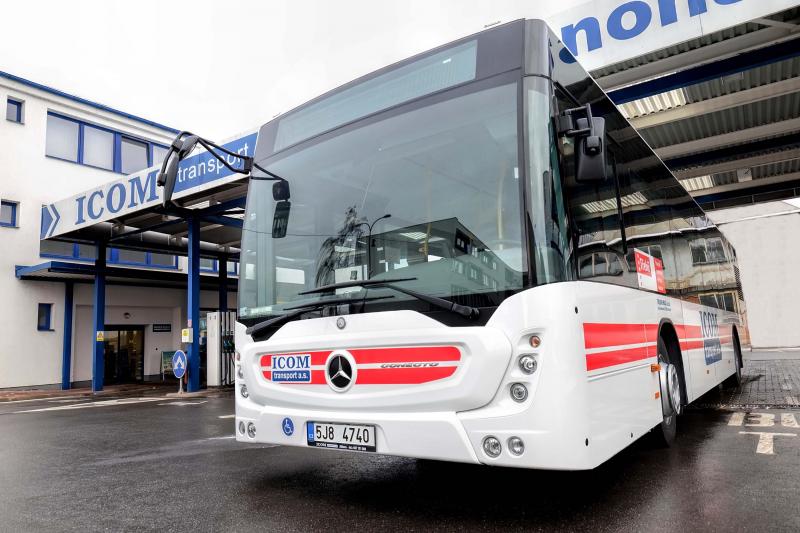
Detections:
[709, 201, 800, 349]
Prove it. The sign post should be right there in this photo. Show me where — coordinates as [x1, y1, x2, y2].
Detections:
[172, 349, 187, 394]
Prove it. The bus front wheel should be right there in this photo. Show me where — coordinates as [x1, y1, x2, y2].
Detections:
[651, 336, 684, 447]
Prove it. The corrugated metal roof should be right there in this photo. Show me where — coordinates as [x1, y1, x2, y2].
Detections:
[591, 7, 800, 79]
[640, 91, 800, 149]
[683, 57, 800, 103]
[752, 157, 800, 178]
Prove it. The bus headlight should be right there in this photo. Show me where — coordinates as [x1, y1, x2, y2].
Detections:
[510, 383, 528, 402]
[247, 422, 256, 438]
[482, 436, 502, 458]
[240, 384, 249, 398]
[519, 355, 537, 374]
[529, 335, 542, 348]
[238, 421, 246, 435]
[237, 365, 244, 379]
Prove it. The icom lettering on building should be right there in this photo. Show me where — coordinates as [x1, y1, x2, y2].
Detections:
[42, 133, 257, 239]
[548, 0, 798, 70]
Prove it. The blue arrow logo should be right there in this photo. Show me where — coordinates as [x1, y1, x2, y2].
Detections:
[48, 204, 60, 237]
[40, 206, 52, 240]
[39, 204, 61, 239]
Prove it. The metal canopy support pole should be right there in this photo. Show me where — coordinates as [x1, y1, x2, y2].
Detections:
[92, 243, 106, 392]
[61, 281, 74, 390]
[187, 217, 201, 392]
[218, 255, 228, 313]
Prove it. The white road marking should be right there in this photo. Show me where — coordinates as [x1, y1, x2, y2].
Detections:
[781, 413, 799, 428]
[157, 401, 208, 406]
[744, 412, 775, 427]
[1, 395, 86, 404]
[728, 412, 745, 426]
[218, 414, 236, 419]
[739, 431, 797, 455]
[15, 397, 168, 413]
[207, 435, 236, 440]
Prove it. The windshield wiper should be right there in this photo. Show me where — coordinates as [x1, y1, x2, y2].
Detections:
[245, 295, 394, 337]
[299, 277, 480, 319]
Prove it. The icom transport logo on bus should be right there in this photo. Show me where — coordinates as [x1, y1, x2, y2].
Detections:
[270, 354, 312, 383]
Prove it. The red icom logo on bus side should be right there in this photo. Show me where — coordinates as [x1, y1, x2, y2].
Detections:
[635, 250, 651, 275]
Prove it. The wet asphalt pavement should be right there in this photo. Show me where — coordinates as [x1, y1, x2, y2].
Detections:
[0, 392, 798, 532]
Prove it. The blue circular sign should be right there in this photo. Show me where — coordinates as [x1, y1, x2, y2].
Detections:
[172, 350, 187, 379]
[282, 417, 294, 436]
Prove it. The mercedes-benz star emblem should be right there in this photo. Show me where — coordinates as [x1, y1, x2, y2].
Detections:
[336, 317, 346, 330]
[326, 354, 353, 391]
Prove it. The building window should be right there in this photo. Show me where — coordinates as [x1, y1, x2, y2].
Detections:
[45, 112, 168, 174]
[40, 242, 176, 269]
[46, 114, 80, 162]
[107, 247, 178, 269]
[200, 259, 239, 275]
[121, 137, 149, 174]
[83, 125, 115, 170]
[6, 98, 23, 123]
[37, 303, 53, 331]
[690, 238, 726, 265]
[152, 145, 169, 167]
[1, 200, 19, 227]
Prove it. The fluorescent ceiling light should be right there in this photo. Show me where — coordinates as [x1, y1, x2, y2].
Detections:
[680, 175, 714, 192]
[619, 88, 688, 119]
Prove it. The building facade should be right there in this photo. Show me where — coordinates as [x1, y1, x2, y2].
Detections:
[1, 73, 234, 389]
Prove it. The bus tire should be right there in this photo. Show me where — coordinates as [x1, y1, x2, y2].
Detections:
[651, 336, 683, 447]
[722, 328, 743, 389]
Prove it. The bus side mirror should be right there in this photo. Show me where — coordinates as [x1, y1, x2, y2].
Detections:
[272, 200, 291, 238]
[157, 135, 200, 207]
[575, 117, 607, 183]
[157, 153, 180, 207]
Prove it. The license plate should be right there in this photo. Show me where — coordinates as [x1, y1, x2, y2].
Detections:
[306, 421, 377, 452]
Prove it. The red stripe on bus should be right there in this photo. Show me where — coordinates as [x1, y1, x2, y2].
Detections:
[675, 325, 702, 339]
[586, 346, 652, 371]
[350, 346, 461, 364]
[356, 366, 457, 384]
[583, 323, 650, 349]
[679, 340, 705, 351]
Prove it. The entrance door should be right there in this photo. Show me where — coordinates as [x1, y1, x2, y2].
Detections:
[103, 326, 144, 384]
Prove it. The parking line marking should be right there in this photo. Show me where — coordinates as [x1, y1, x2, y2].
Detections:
[739, 431, 797, 454]
[218, 414, 236, 419]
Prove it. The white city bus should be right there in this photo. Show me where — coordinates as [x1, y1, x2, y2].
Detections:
[232, 19, 748, 470]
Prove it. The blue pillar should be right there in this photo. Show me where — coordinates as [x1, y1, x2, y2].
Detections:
[187, 217, 201, 392]
[92, 243, 106, 392]
[218, 255, 228, 313]
[61, 281, 74, 390]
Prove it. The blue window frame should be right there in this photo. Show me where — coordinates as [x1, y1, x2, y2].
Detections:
[106, 248, 179, 269]
[45, 112, 168, 174]
[1, 200, 18, 227]
[200, 259, 239, 275]
[6, 98, 23, 123]
[39, 241, 178, 269]
[37, 303, 53, 331]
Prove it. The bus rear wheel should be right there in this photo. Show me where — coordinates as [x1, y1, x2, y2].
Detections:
[651, 336, 683, 447]
[722, 330, 743, 389]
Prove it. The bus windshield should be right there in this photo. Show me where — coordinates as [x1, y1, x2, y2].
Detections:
[239, 79, 526, 319]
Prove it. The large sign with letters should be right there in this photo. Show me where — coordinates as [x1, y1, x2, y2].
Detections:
[41, 131, 257, 239]
[544, 0, 797, 71]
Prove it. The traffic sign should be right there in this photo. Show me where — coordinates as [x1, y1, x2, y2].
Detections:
[172, 350, 187, 379]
